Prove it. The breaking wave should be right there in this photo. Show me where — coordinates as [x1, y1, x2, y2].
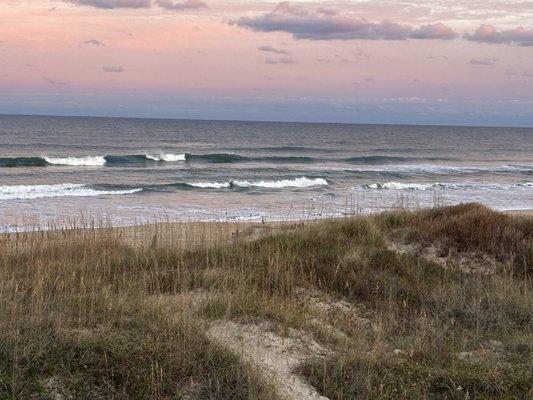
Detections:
[187, 177, 328, 189]
[319, 164, 533, 176]
[0, 153, 461, 168]
[356, 182, 533, 191]
[0, 183, 142, 200]
[0, 154, 189, 167]
[43, 156, 107, 166]
[145, 153, 186, 162]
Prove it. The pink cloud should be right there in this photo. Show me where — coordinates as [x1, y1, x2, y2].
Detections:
[65, 0, 207, 10]
[235, 2, 457, 41]
[258, 45, 289, 55]
[66, 0, 151, 8]
[102, 65, 125, 72]
[265, 56, 295, 65]
[410, 23, 458, 40]
[470, 57, 500, 66]
[155, 0, 207, 11]
[466, 24, 533, 46]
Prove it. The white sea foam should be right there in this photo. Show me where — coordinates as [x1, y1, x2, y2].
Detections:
[145, 153, 186, 162]
[356, 182, 533, 191]
[0, 183, 142, 200]
[189, 181, 232, 189]
[233, 177, 328, 188]
[397, 165, 533, 175]
[317, 164, 533, 175]
[189, 177, 328, 189]
[44, 156, 107, 166]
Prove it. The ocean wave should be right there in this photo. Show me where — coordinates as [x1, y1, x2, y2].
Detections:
[186, 153, 317, 164]
[356, 182, 533, 191]
[257, 156, 316, 163]
[319, 164, 533, 175]
[0, 153, 318, 167]
[401, 165, 533, 175]
[187, 181, 232, 189]
[235, 177, 328, 188]
[145, 153, 186, 162]
[234, 146, 340, 153]
[2, 151, 531, 174]
[0, 154, 187, 167]
[187, 177, 328, 189]
[342, 156, 451, 164]
[0, 183, 142, 200]
[185, 153, 244, 163]
[261, 146, 335, 153]
[0, 157, 47, 168]
[190, 154, 446, 164]
[43, 156, 107, 166]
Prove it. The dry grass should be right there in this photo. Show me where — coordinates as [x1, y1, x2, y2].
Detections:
[379, 203, 533, 273]
[0, 203, 531, 399]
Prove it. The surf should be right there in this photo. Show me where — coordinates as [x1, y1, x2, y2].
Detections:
[0, 183, 142, 200]
[43, 156, 107, 166]
[355, 182, 533, 191]
[145, 153, 186, 162]
[186, 177, 328, 189]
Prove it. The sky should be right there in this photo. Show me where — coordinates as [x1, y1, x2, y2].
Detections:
[1, 0, 533, 126]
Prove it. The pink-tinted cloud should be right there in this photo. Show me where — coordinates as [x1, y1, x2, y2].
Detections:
[470, 57, 500, 66]
[43, 77, 70, 85]
[155, 0, 207, 11]
[258, 45, 289, 55]
[66, 0, 151, 9]
[66, 0, 207, 10]
[235, 2, 457, 41]
[265, 56, 295, 65]
[272, 1, 306, 16]
[316, 7, 338, 17]
[410, 23, 458, 40]
[465, 24, 533, 46]
[83, 39, 106, 46]
[102, 65, 125, 72]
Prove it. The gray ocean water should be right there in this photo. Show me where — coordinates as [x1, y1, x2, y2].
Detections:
[0, 115, 532, 230]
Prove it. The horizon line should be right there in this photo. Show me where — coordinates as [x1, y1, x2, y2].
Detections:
[1, 112, 532, 130]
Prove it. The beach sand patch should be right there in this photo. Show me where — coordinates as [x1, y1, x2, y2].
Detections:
[206, 320, 331, 400]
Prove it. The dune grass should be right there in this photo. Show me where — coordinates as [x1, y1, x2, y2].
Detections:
[0, 203, 531, 399]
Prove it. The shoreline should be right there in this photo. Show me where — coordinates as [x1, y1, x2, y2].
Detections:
[2, 207, 531, 250]
[2, 206, 532, 235]
[503, 208, 533, 216]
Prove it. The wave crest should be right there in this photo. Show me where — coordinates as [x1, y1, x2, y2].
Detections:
[145, 153, 186, 162]
[0, 183, 142, 200]
[44, 156, 107, 166]
[356, 182, 533, 191]
[188, 177, 328, 189]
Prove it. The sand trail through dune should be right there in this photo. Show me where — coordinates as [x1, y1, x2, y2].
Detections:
[207, 320, 331, 400]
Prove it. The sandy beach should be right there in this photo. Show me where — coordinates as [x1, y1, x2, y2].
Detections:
[504, 209, 533, 217]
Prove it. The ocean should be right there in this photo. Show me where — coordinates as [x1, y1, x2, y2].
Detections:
[0, 115, 532, 231]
